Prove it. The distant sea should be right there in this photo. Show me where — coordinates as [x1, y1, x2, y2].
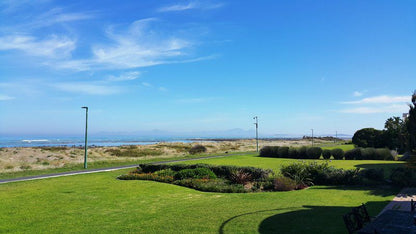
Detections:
[0, 135, 201, 148]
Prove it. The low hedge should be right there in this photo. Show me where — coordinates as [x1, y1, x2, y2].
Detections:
[136, 163, 272, 181]
[260, 146, 394, 161]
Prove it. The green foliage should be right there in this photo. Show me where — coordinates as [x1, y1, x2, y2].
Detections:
[259, 146, 274, 157]
[188, 144, 207, 155]
[406, 91, 416, 153]
[352, 128, 384, 148]
[153, 168, 177, 177]
[277, 146, 289, 158]
[344, 148, 361, 160]
[360, 148, 376, 160]
[359, 168, 384, 182]
[174, 168, 217, 180]
[375, 148, 394, 160]
[390, 167, 416, 187]
[136, 163, 272, 181]
[288, 147, 299, 158]
[322, 149, 331, 159]
[331, 148, 344, 160]
[344, 148, 393, 161]
[273, 176, 298, 191]
[384, 116, 406, 152]
[173, 178, 247, 193]
[306, 147, 322, 159]
[281, 161, 361, 186]
[297, 146, 308, 159]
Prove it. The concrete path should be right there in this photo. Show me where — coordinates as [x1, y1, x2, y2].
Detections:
[379, 187, 416, 214]
[0, 152, 249, 184]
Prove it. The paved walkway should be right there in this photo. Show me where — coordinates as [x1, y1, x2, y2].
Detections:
[380, 187, 416, 214]
[0, 152, 249, 184]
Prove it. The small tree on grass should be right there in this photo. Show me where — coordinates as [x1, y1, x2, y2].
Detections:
[189, 145, 207, 155]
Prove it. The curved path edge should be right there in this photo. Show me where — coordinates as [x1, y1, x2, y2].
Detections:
[0, 152, 251, 184]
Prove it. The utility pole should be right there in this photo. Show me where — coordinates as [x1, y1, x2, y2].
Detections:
[253, 116, 259, 152]
[311, 129, 314, 146]
[81, 107, 88, 169]
[335, 131, 338, 143]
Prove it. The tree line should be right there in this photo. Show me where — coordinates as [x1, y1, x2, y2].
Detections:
[352, 91, 416, 154]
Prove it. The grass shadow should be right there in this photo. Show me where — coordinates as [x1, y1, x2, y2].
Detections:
[310, 185, 401, 197]
[257, 201, 388, 234]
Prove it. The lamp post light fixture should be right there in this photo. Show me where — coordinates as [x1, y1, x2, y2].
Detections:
[253, 116, 259, 152]
[311, 128, 314, 146]
[81, 106, 88, 169]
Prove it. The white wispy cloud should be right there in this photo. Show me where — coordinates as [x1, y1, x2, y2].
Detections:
[0, 94, 15, 101]
[159, 87, 168, 92]
[26, 8, 95, 29]
[107, 71, 141, 81]
[53, 82, 122, 95]
[340, 105, 408, 114]
[175, 97, 216, 104]
[53, 18, 199, 71]
[339, 94, 410, 114]
[0, 34, 76, 58]
[353, 91, 363, 97]
[142, 82, 152, 87]
[157, 1, 223, 12]
[342, 95, 409, 104]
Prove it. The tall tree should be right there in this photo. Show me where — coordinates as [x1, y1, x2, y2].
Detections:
[384, 116, 406, 152]
[406, 90, 416, 153]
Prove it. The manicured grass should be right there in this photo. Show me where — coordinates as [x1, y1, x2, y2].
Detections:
[178, 154, 405, 175]
[0, 154, 402, 233]
[0, 168, 399, 233]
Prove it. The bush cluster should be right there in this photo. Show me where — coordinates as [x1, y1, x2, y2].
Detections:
[260, 146, 342, 160]
[137, 163, 272, 181]
[174, 168, 217, 180]
[280, 161, 371, 186]
[260, 146, 394, 161]
[390, 167, 416, 187]
[343, 148, 394, 160]
[188, 144, 207, 155]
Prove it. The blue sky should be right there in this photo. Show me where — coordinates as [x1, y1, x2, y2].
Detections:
[0, 0, 415, 137]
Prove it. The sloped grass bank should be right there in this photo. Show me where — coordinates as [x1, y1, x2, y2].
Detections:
[0, 168, 399, 233]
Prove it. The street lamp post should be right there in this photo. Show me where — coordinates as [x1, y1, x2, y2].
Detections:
[81, 106, 88, 169]
[311, 129, 314, 146]
[253, 116, 259, 152]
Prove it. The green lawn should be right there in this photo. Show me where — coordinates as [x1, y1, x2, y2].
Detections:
[177, 153, 405, 174]
[0, 154, 403, 233]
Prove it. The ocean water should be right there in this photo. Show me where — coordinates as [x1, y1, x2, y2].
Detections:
[0, 135, 198, 148]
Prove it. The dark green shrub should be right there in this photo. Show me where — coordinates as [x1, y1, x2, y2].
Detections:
[136, 163, 272, 181]
[271, 146, 280, 157]
[306, 147, 322, 159]
[154, 169, 177, 177]
[281, 161, 361, 186]
[359, 168, 384, 181]
[273, 176, 298, 191]
[361, 147, 376, 160]
[345, 148, 361, 160]
[331, 148, 344, 160]
[278, 146, 289, 158]
[173, 178, 247, 193]
[259, 146, 274, 157]
[174, 168, 217, 180]
[288, 147, 298, 158]
[322, 149, 331, 159]
[297, 146, 308, 159]
[390, 167, 415, 187]
[188, 144, 207, 155]
[375, 148, 394, 160]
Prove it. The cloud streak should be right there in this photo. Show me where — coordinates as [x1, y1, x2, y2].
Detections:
[157, 1, 223, 12]
[342, 95, 409, 104]
[0, 35, 76, 58]
[53, 82, 122, 95]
